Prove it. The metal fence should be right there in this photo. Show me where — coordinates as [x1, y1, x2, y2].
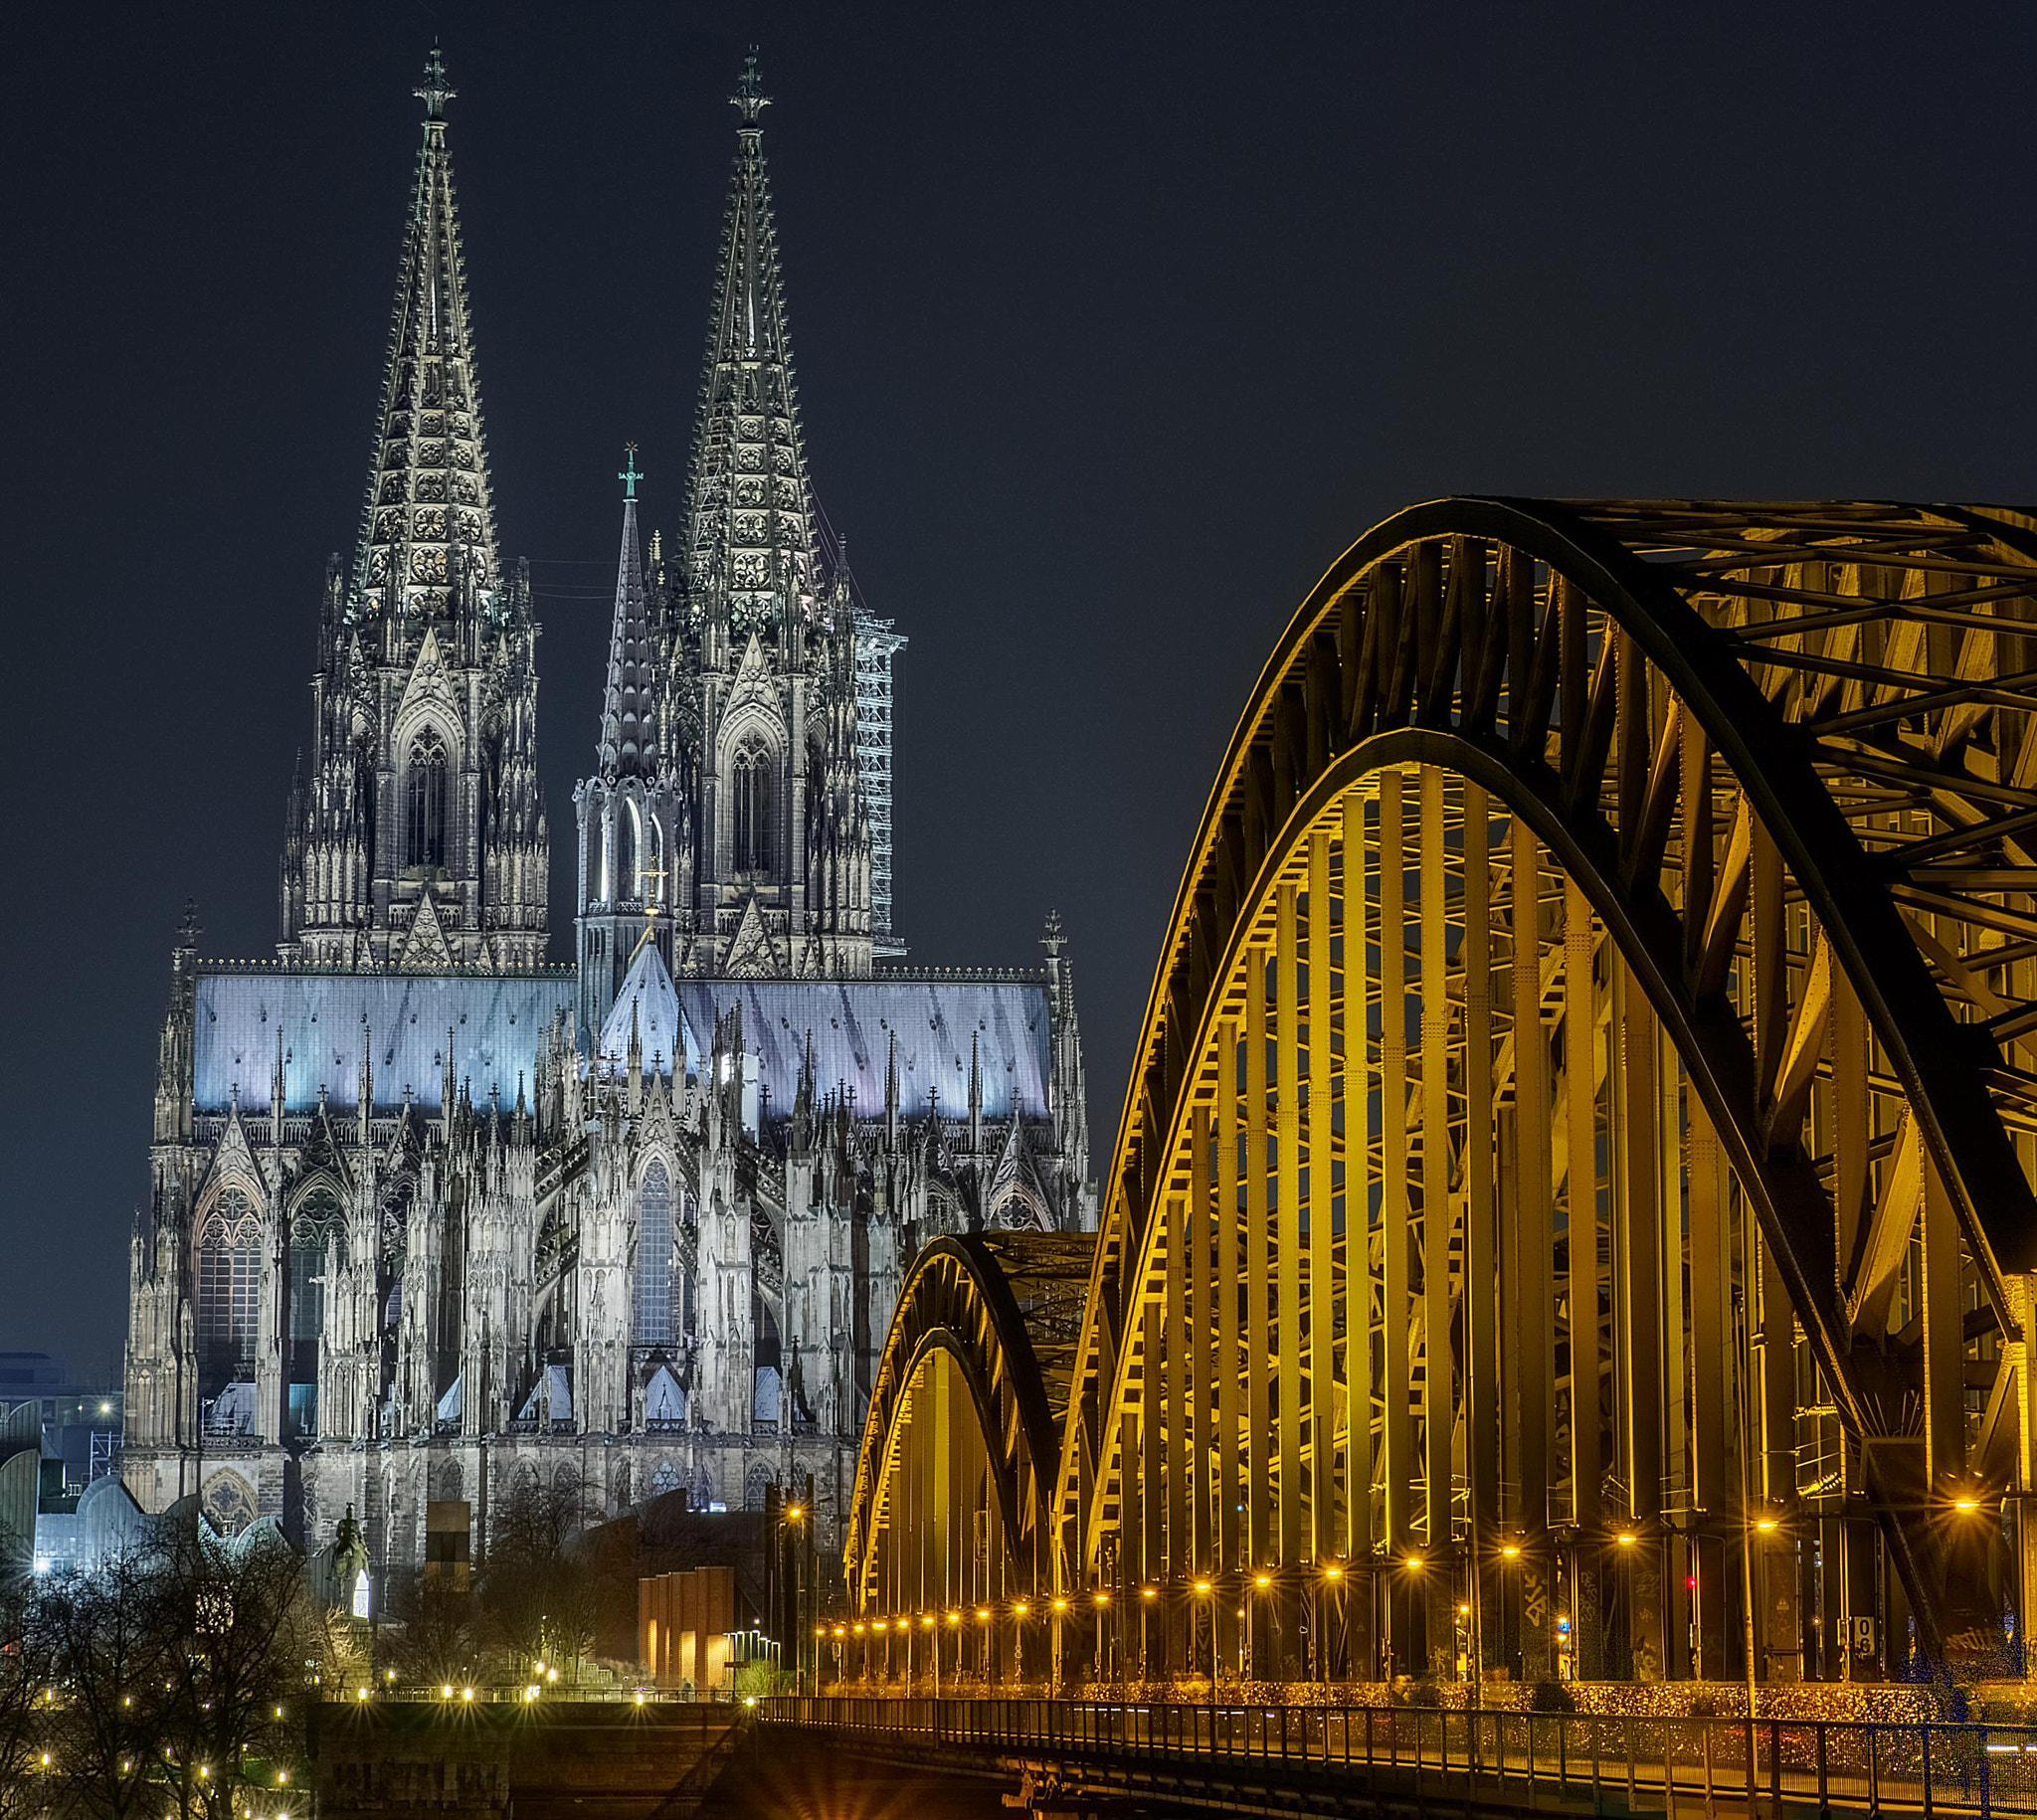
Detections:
[761, 1696, 2037, 1816]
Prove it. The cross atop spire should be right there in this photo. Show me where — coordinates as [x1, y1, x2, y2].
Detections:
[415, 40, 456, 122]
[619, 443, 643, 501]
[732, 47, 770, 126]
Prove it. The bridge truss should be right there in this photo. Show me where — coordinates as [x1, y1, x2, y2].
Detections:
[847, 499, 2037, 1690]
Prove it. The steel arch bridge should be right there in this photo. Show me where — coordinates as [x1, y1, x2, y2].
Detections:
[846, 498, 2037, 1692]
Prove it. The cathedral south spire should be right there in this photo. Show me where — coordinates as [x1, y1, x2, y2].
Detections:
[279, 45, 547, 970]
[352, 42, 500, 619]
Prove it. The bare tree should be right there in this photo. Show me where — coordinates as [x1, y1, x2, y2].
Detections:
[386, 1570, 481, 1687]
[477, 1468, 598, 1674]
[152, 1530, 312, 1820]
[32, 1553, 172, 1820]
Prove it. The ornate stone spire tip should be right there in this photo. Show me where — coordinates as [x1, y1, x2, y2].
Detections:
[416, 39, 456, 121]
[732, 47, 770, 126]
[620, 443, 644, 501]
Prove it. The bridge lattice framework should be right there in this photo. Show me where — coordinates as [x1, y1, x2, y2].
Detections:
[845, 498, 2037, 1689]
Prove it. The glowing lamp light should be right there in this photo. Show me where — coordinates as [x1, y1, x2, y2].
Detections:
[635, 1691, 647, 1706]
[1092, 1590, 1110, 1606]
[947, 1611, 961, 1626]
[1323, 1563, 1344, 1581]
[1616, 1533, 1637, 1548]
[977, 1608, 991, 1620]
[1014, 1603, 1029, 1617]
[1500, 1544, 1521, 1559]
[442, 1686, 454, 1699]
[1254, 1572, 1271, 1588]
[1052, 1597, 1068, 1612]
[1457, 1603, 1470, 1617]
[1403, 1554, 1424, 1573]
[921, 1613, 935, 1629]
[1955, 1497, 1981, 1514]
[462, 1688, 474, 1702]
[787, 1505, 804, 1521]
[1141, 1586, 1157, 1601]
[1756, 1516, 1779, 1534]
[1194, 1580, 1212, 1595]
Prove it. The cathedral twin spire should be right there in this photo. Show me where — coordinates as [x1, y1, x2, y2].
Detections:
[680, 52, 828, 638]
[351, 40, 501, 622]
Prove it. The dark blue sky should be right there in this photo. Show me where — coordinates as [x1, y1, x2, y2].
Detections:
[5, 1, 2034, 1371]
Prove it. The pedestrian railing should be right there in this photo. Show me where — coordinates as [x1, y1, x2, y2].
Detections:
[760, 1695, 2037, 1816]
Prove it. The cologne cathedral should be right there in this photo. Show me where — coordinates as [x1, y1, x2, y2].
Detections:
[121, 51, 1094, 1559]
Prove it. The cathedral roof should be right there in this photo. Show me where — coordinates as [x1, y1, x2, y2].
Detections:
[191, 968, 572, 1116]
[597, 450, 655, 778]
[596, 937, 682, 1075]
[680, 52, 824, 634]
[349, 43, 502, 617]
[676, 978, 1053, 1124]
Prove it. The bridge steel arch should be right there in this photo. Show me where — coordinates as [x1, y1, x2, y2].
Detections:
[842, 1231, 1092, 1675]
[852, 499, 2037, 1694]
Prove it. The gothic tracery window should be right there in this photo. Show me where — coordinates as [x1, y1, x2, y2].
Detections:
[729, 739, 772, 876]
[405, 728, 449, 869]
[633, 1161, 673, 1347]
[196, 1188, 261, 1381]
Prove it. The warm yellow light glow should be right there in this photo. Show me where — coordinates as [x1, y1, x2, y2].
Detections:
[1142, 1586, 1156, 1601]
[1323, 1563, 1344, 1580]
[1955, 1497, 1980, 1514]
[1254, 1572, 1271, 1588]
[1195, 1579, 1211, 1594]
[1756, 1516, 1778, 1534]
[977, 1608, 991, 1620]
[462, 1688, 473, 1701]
[1015, 1602, 1030, 1617]
[921, 1613, 935, 1628]
[787, 1505, 803, 1522]
[442, 1685, 453, 1699]
[1404, 1554, 1424, 1572]
[1092, 1590, 1109, 1605]
[1052, 1597, 1068, 1612]
[1457, 1603, 1470, 1617]
[947, 1611, 960, 1625]
[635, 1691, 646, 1706]
[1501, 1544, 1521, 1559]
[1616, 1533, 1637, 1547]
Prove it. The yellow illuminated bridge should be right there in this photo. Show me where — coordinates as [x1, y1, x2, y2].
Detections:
[843, 498, 2037, 1691]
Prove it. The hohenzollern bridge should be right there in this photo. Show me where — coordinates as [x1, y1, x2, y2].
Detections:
[840, 497, 2037, 1699]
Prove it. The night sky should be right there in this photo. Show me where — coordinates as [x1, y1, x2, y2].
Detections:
[6, 2, 2035, 1374]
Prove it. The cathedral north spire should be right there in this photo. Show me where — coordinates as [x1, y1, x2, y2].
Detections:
[679, 49, 822, 639]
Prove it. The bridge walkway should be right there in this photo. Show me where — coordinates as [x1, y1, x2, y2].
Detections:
[762, 1696, 2037, 1817]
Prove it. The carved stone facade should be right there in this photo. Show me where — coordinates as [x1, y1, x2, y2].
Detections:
[122, 52, 1094, 1564]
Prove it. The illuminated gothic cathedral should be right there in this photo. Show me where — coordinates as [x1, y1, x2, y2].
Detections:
[121, 51, 1093, 1557]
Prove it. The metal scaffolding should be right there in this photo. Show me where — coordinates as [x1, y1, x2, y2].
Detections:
[853, 609, 908, 957]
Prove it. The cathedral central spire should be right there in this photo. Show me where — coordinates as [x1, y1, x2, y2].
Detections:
[599, 446, 654, 779]
[350, 42, 500, 623]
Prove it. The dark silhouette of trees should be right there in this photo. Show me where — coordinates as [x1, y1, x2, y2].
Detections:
[477, 1468, 598, 1674]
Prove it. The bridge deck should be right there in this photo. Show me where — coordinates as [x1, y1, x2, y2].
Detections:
[764, 1696, 2037, 1817]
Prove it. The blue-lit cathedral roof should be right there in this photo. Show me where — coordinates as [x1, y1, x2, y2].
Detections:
[594, 940, 1052, 1123]
[196, 951, 1053, 1124]
[192, 969, 575, 1116]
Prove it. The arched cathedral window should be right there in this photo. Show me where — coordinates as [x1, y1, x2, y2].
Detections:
[730, 739, 772, 876]
[405, 728, 449, 869]
[287, 1187, 347, 1436]
[196, 1188, 261, 1381]
[633, 1161, 673, 1347]
[618, 802, 639, 902]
